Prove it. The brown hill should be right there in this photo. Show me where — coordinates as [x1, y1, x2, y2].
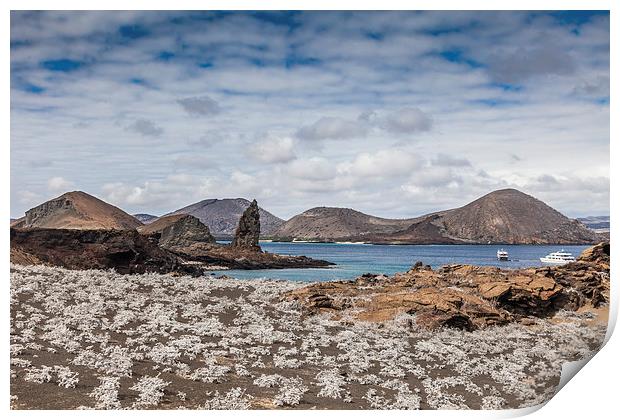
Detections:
[273, 207, 419, 241]
[362, 214, 462, 244]
[137, 214, 216, 249]
[438, 189, 597, 244]
[12, 191, 142, 230]
[275, 189, 598, 245]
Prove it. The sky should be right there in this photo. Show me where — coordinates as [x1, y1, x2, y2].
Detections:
[10, 11, 610, 220]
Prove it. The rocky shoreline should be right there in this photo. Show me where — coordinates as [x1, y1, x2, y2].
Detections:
[285, 243, 609, 331]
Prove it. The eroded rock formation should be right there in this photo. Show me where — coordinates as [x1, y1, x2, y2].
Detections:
[231, 199, 261, 251]
[138, 214, 216, 249]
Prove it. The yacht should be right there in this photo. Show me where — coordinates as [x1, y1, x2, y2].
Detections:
[497, 249, 509, 261]
[540, 250, 576, 265]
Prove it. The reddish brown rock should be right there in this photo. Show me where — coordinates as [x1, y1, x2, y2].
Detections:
[284, 243, 609, 330]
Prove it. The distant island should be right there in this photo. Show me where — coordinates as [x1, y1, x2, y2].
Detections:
[271, 189, 600, 245]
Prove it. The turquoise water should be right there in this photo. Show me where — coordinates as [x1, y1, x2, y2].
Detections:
[210, 242, 591, 282]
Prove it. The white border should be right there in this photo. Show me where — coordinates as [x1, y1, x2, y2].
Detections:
[3, 2, 616, 419]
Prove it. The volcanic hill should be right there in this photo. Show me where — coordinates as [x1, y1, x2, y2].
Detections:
[133, 213, 158, 224]
[11, 191, 142, 230]
[437, 188, 597, 244]
[272, 207, 421, 242]
[274, 189, 598, 244]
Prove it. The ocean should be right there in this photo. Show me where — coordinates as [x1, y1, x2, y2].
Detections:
[211, 242, 591, 282]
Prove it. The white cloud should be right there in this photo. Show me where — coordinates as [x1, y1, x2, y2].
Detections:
[177, 96, 221, 116]
[519, 174, 609, 216]
[126, 118, 163, 137]
[9, 11, 609, 218]
[296, 117, 367, 141]
[431, 154, 471, 167]
[247, 136, 296, 164]
[340, 149, 421, 178]
[102, 175, 215, 210]
[487, 43, 576, 84]
[380, 108, 432, 134]
[287, 157, 336, 181]
[47, 176, 74, 191]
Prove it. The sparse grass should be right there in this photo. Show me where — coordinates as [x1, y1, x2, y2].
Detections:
[10, 264, 606, 410]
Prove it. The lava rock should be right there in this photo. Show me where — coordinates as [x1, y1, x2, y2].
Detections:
[231, 199, 261, 251]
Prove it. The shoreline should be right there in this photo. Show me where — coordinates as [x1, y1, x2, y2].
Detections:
[265, 240, 599, 246]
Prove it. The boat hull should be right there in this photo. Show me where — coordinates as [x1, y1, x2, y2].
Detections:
[539, 257, 574, 264]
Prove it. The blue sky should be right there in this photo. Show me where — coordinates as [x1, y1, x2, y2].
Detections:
[10, 11, 609, 219]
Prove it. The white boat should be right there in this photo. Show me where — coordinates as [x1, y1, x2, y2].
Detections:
[497, 249, 509, 261]
[539, 250, 576, 265]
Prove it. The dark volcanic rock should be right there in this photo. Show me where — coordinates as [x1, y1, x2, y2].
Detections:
[138, 214, 216, 249]
[10, 228, 202, 276]
[231, 199, 261, 251]
[171, 243, 335, 270]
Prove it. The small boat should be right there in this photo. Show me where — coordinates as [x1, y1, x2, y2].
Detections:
[540, 250, 576, 265]
[497, 249, 509, 261]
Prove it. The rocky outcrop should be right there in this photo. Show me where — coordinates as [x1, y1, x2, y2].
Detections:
[231, 199, 261, 251]
[362, 215, 463, 244]
[284, 243, 610, 330]
[547, 242, 610, 309]
[12, 191, 142, 230]
[10, 228, 202, 276]
[166, 198, 284, 237]
[138, 214, 216, 249]
[176, 244, 335, 269]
